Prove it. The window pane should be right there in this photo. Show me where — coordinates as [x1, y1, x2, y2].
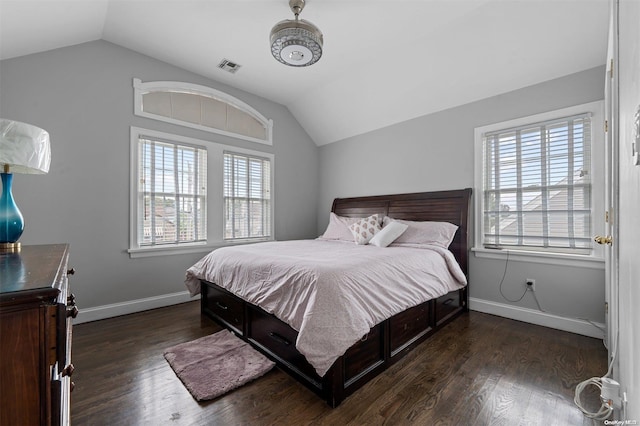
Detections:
[137, 138, 207, 246]
[141, 88, 270, 143]
[482, 114, 592, 253]
[223, 152, 271, 240]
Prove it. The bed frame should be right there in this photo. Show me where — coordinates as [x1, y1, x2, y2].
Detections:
[199, 188, 472, 407]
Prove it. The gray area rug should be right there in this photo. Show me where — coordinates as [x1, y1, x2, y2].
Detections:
[164, 330, 275, 401]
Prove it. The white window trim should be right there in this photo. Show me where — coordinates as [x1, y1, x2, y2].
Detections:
[133, 78, 273, 146]
[128, 127, 275, 258]
[473, 101, 605, 269]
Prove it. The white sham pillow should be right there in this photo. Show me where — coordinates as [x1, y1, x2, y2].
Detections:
[348, 214, 382, 245]
[319, 213, 362, 241]
[368, 221, 409, 247]
[382, 216, 458, 248]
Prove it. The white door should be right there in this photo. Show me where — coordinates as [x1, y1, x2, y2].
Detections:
[600, 0, 620, 364]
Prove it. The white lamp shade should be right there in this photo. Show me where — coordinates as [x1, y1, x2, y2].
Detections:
[0, 119, 51, 174]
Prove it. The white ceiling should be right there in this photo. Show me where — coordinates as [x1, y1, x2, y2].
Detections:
[0, 0, 609, 146]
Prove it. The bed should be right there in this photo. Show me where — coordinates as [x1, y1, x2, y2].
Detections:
[185, 188, 472, 407]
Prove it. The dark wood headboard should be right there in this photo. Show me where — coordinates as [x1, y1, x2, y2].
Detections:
[331, 188, 472, 277]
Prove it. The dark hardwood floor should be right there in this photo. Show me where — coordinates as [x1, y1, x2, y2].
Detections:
[71, 301, 606, 425]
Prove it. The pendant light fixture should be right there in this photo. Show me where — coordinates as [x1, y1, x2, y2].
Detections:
[270, 0, 323, 67]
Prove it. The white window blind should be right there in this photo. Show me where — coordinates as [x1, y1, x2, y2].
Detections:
[223, 152, 271, 240]
[482, 113, 592, 253]
[138, 138, 207, 246]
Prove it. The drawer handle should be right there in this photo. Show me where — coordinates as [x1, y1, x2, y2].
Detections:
[442, 298, 454, 306]
[62, 364, 75, 377]
[67, 305, 79, 319]
[215, 301, 228, 310]
[268, 332, 291, 346]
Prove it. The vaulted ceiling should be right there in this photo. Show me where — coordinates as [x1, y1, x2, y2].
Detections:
[0, 0, 609, 146]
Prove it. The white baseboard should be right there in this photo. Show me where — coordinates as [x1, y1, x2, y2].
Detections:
[469, 297, 605, 340]
[74, 291, 200, 324]
[74, 292, 605, 340]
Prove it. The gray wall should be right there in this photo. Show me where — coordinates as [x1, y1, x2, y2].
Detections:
[318, 66, 606, 323]
[0, 40, 319, 310]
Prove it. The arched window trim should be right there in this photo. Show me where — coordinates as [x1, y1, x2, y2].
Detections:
[133, 78, 273, 146]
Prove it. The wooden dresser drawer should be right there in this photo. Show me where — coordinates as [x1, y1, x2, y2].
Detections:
[389, 302, 431, 356]
[202, 282, 244, 335]
[247, 306, 319, 383]
[434, 291, 462, 326]
[0, 244, 73, 426]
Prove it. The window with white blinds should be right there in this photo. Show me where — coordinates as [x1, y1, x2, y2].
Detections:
[482, 113, 593, 254]
[138, 137, 207, 246]
[223, 152, 271, 240]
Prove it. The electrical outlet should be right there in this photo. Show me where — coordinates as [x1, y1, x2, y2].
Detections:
[526, 279, 536, 291]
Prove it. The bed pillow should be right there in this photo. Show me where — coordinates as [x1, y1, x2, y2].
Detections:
[368, 221, 409, 247]
[349, 214, 382, 245]
[319, 213, 362, 241]
[383, 216, 458, 248]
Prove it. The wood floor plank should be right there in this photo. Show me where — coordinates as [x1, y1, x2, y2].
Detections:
[71, 301, 607, 425]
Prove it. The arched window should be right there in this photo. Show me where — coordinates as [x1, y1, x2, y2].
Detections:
[133, 79, 273, 145]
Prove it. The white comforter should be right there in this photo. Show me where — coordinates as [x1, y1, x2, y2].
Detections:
[185, 239, 467, 377]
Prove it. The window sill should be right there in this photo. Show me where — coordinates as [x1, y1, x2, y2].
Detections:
[128, 239, 272, 259]
[472, 247, 604, 270]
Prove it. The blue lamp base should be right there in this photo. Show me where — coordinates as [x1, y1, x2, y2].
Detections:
[0, 172, 24, 251]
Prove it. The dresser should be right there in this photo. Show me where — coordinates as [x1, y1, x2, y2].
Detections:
[0, 244, 77, 426]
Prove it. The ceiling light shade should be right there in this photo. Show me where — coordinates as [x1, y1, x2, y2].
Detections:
[270, 0, 323, 67]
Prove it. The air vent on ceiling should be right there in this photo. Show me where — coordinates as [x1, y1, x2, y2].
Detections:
[218, 59, 242, 74]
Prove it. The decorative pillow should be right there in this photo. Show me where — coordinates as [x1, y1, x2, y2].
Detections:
[319, 213, 362, 241]
[382, 216, 458, 248]
[369, 221, 409, 247]
[348, 214, 382, 245]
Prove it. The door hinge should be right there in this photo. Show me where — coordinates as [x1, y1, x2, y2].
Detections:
[610, 58, 614, 78]
[605, 302, 608, 315]
[605, 120, 609, 133]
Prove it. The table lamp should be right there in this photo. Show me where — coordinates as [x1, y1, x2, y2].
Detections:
[0, 119, 51, 251]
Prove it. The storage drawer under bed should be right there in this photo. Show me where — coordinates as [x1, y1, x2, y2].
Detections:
[247, 306, 320, 384]
[434, 291, 463, 326]
[389, 301, 432, 356]
[342, 323, 384, 384]
[201, 282, 245, 335]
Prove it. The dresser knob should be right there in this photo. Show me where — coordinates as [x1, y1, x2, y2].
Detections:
[67, 305, 79, 319]
[67, 293, 76, 306]
[67, 268, 75, 275]
[62, 364, 75, 377]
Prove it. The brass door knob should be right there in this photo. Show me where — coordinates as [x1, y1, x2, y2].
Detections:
[594, 235, 613, 245]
